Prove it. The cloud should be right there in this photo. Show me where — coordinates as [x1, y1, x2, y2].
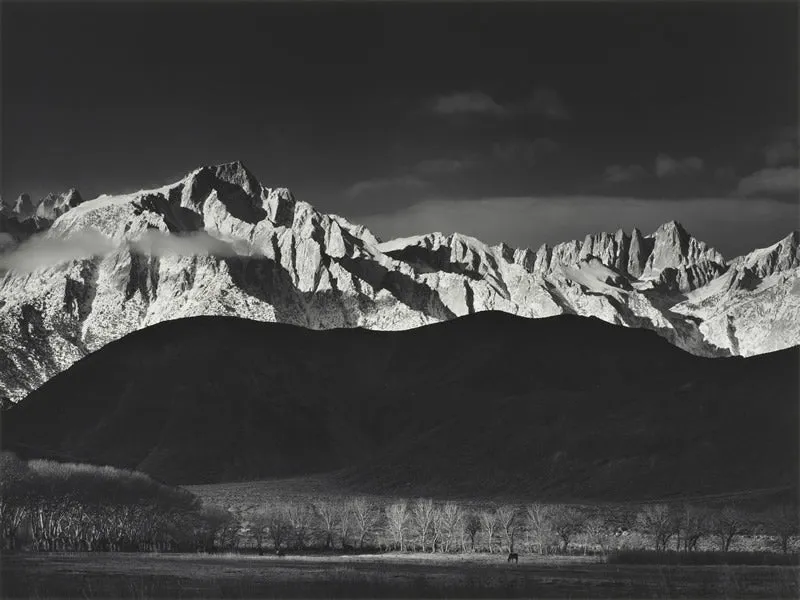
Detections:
[430, 91, 507, 116]
[764, 133, 799, 168]
[412, 158, 472, 175]
[131, 230, 245, 257]
[346, 156, 474, 201]
[655, 154, 705, 178]
[358, 195, 798, 259]
[523, 87, 570, 120]
[345, 174, 428, 199]
[737, 166, 800, 196]
[428, 87, 570, 120]
[492, 138, 561, 166]
[0, 230, 116, 272]
[605, 154, 707, 184]
[0, 229, 251, 274]
[604, 164, 647, 183]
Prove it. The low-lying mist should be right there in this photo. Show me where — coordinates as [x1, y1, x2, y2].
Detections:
[0, 229, 256, 274]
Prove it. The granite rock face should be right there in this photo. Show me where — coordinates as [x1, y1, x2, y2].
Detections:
[1, 161, 798, 402]
[34, 189, 84, 222]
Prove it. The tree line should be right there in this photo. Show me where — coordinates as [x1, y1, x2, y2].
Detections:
[0, 453, 237, 552]
[238, 497, 798, 556]
[1, 453, 796, 554]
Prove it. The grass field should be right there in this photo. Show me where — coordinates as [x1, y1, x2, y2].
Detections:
[2, 552, 798, 599]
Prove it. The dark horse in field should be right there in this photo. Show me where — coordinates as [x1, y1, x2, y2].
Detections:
[507, 552, 519, 563]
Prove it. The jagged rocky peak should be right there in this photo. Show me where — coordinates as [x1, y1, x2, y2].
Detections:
[527, 222, 724, 291]
[178, 160, 266, 219]
[35, 188, 84, 221]
[379, 231, 505, 284]
[376, 221, 727, 295]
[733, 231, 800, 279]
[12, 193, 35, 221]
[512, 246, 537, 272]
[627, 227, 649, 278]
[492, 241, 515, 263]
[176, 161, 315, 234]
[533, 243, 551, 274]
[578, 229, 630, 272]
[210, 160, 260, 195]
[644, 220, 725, 276]
[324, 214, 380, 247]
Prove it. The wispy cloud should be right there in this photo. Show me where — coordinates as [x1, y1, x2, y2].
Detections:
[0, 230, 115, 273]
[430, 91, 507, 116]
[604, 154, 706, 184]
[604, 164, 647, 183]
[655, 154, 705, 178]
[428, 87, 570, 121]
[0, 229, 251, 274]
[346, 155, 475, 200]
[412, 158, 472, 175]
[492, 138, 561, 166]
[345, 174, 428, 199]
[737, 166, 800, 196]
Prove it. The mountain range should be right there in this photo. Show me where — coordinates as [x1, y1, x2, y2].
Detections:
[2, 312, 796, 500]
[1, 161, 798, 403]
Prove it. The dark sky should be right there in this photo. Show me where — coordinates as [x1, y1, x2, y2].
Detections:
[2, 1, 798, 257]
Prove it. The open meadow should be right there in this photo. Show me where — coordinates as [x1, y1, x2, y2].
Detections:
[3, 551, 799, 599]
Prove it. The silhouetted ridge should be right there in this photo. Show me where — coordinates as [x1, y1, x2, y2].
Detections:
[3, 312, 796, 501]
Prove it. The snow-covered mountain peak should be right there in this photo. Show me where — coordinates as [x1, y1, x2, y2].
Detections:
[1, 163, 798, 403]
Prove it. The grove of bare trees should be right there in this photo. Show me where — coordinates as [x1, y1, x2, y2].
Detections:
[0, 453, 237, 552]
[2, 453, 797, 556]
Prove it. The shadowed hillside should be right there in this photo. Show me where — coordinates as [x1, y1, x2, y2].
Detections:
[2, 312, 797, 501]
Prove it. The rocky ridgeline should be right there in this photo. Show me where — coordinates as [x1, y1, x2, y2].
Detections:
[1, 189, 85, 252]
[1, 161, 798, 402]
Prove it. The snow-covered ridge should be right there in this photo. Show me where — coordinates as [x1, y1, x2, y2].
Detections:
[1, 160, 798, 403]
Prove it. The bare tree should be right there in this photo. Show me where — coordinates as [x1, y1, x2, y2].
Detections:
[549, 504, 586, 554]
[412, 498, 436, 552]
[265, 504, 292, 552]
[762, 504, 799, 554]
[525, 503, 553, 555]
[216, 507, 241, 551]
[495, 505, 520, 553]
[431, 504, 445, 552]
[464, 511, 481, 552]
[339, 502, 354, 550]
[385, 500, 410, 551]
[0, 453, 32, 550]
[313, 500, 341, 550]
[584, 511, 613, 556]
[710, 505, 747, 552]
[678, 504, 708, 552]
[441, 502, 464, 553]
[246, 509, 270, 554]
[636, 504, 679, 552]
[285, 502, 314, 550]
[351, 497, 380, 550]
[479, 509, 498, 553]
